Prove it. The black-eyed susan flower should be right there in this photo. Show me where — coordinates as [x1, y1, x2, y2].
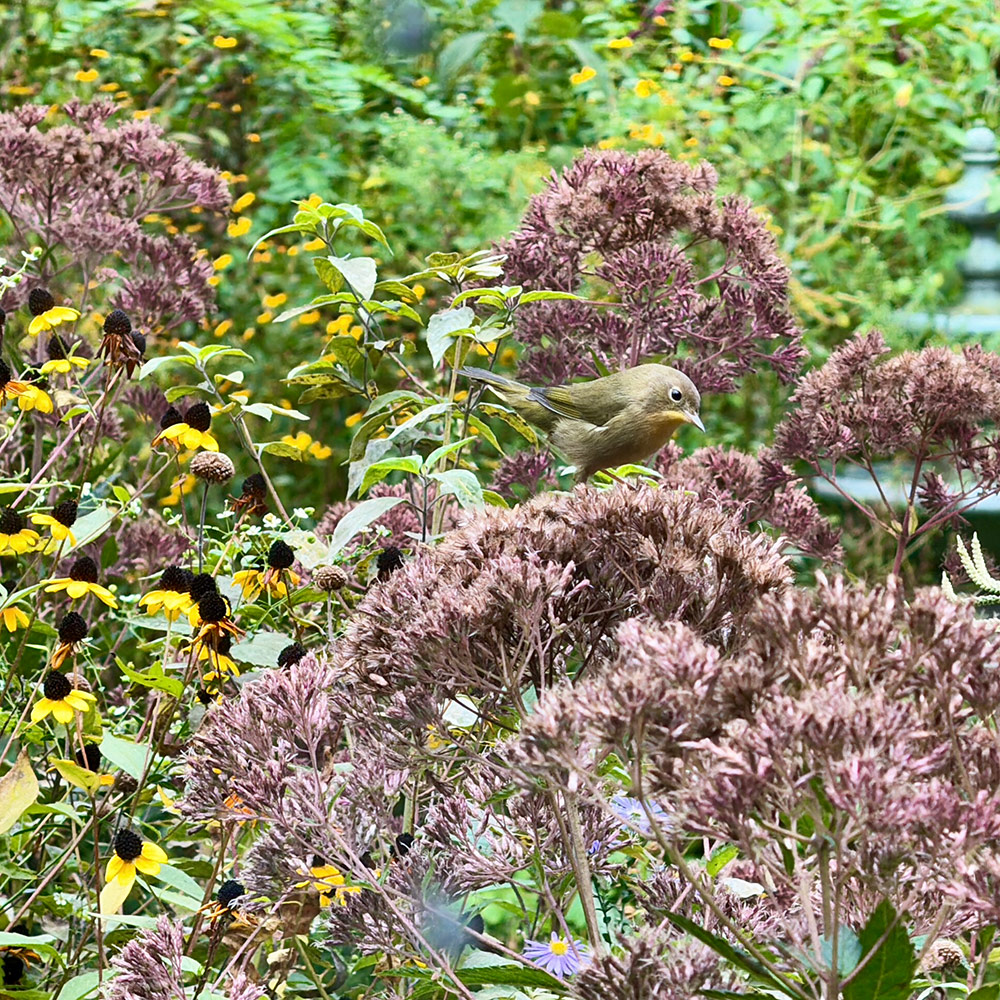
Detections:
[198, 632, 239, 684]
[44, 556, 118, 607]
[31, 498, 79, 548]
[233, 540, 300, 601]
[98, 309, 143, 376]
[27, 287, 80, 337]
[138, 564, 194, 620]
[51, 611, 88, 670]
[1, 603, 29, 633]
[200, 877, 246, 922]
[229, 472, 267, 516]
[0, 507, 39, 555]
[99, 828, 168, 914]
[296, 859, 362, 907]
[40, 335, 90, 376]
[152, 400, 219, 452]
[190, 591, 244, 645]
[30, 670, 97, 725]
[0, 359, 34, 411]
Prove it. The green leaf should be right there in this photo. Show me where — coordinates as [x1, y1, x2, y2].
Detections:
[842, 900, 915, 1000]
[478, 403, 538, 445]
[662, 913, 804, 999]
[437, 30, 489, 82]
[248, 221, 317, 257]
[423, 437, 477, 471]
[428, 469, 484, 509]
[359, 456, 422, 497]
[323, 255, 378, 301]
[0, 931, 63, 964]
[327, 496, 406, 556]
[98, 734, 151, 780]
[55, 971, 100, 1000]
[706, 843, 739, 877]
[821, 926, 862, 977]
[119, 659, 184, 699]
[403, 964, 564, 1000]
[49, 758, 103, 792]
[482, 490, 510, 508]
[387, 401, 453, 441]
[969, 987, 1000, 1000]
[156, 864, 206, 904]
[231, 631, 293, 667]
[426, 307, 476, 367]
[0, 751, 39, 835]
[261, 441, 307, 461]
[518, 290, 581, 304]
[467, 414, 502, 453]
[138, 354, 197, 379]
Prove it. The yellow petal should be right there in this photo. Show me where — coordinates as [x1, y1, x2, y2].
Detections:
[67, 580, 89, 599]
[100, 871, 134, 914]
[30, 700, 53, 724]
[52, 701, 76, 724]
[134, 856, 161, 876]
[93, 585, 118, 607]
[105, 854, 125, 882]
[141, 842, 168, 863]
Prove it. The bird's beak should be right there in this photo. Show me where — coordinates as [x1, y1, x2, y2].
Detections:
[687, 412, 705, 432]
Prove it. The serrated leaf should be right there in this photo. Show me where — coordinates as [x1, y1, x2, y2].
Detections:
[0, 751, 39, 834]
[327, 496, 406, 556]
[842, 900, 915, 1000]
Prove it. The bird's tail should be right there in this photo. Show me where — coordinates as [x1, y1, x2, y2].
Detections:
[458, 367, 524, 391]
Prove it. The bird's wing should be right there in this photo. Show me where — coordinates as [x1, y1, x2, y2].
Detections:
[528, 376, 631, 425]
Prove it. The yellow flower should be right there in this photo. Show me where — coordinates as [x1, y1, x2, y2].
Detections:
[1, 605, 29, 632]
[297, 863, 362, 907]
[308, 440, 332, 460]
[570, 66, 596, 85]
[99, 830, 168, 915]
[0, 510, 38, 555]
[227, 216, 252, 237]
[634, 79, 659, 98]
[708, 36, 733, 49]
[718, 75, 736, 86]
[213, 35, 238, 49]
[524, 91, 540, 107]
[30, 513, 76, 546]
[28, 306, 79, 336]
[246, 132, 261, 143]
[152, 423, 220, 452]
[213, 318, 233, 338]
[684, 136, 700, 147]
[16, 384, 53, 413]
[232, 191, 255, 213]
[30, 671, 97, 726]
[213, 253, 233, 271]
[40, 355, 90, 375]
[44, 573, 118, 608]
[90, 48, 110, 58]
[161, 473, 197, 507]
[608, 37, 634, 49]
[413, 75, 430, 87]
[75, 69, 99, 83]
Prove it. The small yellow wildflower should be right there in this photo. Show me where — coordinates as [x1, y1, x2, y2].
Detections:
[232, 191, 255, 213]
[213, 35, 238, 49]
[227, 216, 252, 238]
[1, 605, 30, 633]
[708, 37, 733, 49]
[213, 253, 233, 271]
[570, 66, 597, 86]
[99, 830, 168, 915]
[75, 69, 99, 83]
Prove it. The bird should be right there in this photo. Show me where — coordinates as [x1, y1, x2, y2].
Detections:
[460, 363, 704, 484]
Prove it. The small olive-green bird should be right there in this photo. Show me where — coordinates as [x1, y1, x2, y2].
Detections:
[460, 363, 704, 484]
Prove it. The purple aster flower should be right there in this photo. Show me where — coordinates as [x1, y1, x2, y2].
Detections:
[523, 932, 588, 977]
[610, 794, 673, 838]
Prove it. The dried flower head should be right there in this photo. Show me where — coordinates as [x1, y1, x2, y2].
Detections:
[499, 149, 803, 390]
[190, 451, 235, 484]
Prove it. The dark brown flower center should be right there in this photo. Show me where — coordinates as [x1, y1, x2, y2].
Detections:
[43, 671, 72, 700]
[58, 611, 88, 643]
[267, 540, 294, 570]
[53, 499, 78, 527]
[0, 508, 25, 535]
[198, 591, 229, 623]
[113, 828, 143, 862]
[69, 556, 98, 583]
[185, 401, 211, 432]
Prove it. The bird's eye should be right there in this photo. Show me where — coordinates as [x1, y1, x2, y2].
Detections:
[670, 387, 683, 402]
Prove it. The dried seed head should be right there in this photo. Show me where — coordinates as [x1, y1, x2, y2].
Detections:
[191, 452, 235, 484]
[314, 565, 349, 592]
